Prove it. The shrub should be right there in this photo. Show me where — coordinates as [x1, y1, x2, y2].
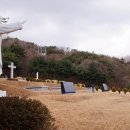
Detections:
[82, 84, 85, 87]
[51, 80, 59, 84]
[128, 88, 130, 92]
[111, 87, 116, 92]
[123, 88, 128, 94]
[117, 87, 122, 94]
[51, 80, 54, 83]
[95, 86, 99, 91]
[26, 77, 34, 81]
[127, 84, 130, 89]
[46, 79, 51, 83]
[0, 97, 56, 130]
[77, 84, 80, 87]
[57, 80, 60, 83]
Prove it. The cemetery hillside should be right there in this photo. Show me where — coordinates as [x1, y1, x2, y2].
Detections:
[2, 37, 130, 88]
[1, 38, 130, 130]
[1, 1, 130, 129]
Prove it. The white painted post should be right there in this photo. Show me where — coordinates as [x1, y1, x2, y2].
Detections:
[36, 72, 39, 80]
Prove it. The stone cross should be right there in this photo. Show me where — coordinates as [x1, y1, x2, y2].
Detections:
[8, 62, 16, 79]
[36, 72, 39, 80]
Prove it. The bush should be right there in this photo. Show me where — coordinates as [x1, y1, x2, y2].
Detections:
[82, 84, 85, 87]
[0, 97, 56, 130]
[111, 87, 116, 92]
[128, 88, 130, 92]
[95, 86, 99, 91]
[51, 80, 54, 83]
[117, 87, 122, 94]
[123, 88, 128, 94]
[77, 84, 80, 87]
[127, 84, 130, 89]
[57, 80, 60, 83]
[26, 77, 34, 81]
[46, 79, 51, 83]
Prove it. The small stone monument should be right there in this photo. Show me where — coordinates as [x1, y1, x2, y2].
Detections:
[0, 90, 6, 97]
[87, 84, 96, 93]
[102, 83, 109, 92]
[61, 81, 75, 94]
[36, 72, 39, 80]
[8, 62, 16, 79]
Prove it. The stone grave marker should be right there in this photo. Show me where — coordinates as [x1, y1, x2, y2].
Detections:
[87, 84, 96, 93]
[102, 83, 109, 92]
[61, 81, 75, 94]
[36, 72, 39, 80]
[0, 90, 6, 97]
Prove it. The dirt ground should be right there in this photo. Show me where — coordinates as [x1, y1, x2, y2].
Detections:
[1, 80, 130, 130]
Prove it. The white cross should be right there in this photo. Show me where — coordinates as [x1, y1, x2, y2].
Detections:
[8, 62, 16, 79]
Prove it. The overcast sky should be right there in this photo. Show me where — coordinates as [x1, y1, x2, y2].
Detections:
[0, 0, 130, 58]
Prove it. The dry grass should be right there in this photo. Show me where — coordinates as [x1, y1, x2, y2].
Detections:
[1, 80, 130, 130]
[30, 91, 130, 130]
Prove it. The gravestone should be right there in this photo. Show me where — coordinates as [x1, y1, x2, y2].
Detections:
[36, 72, 39, 80]
[102, 83, 109, 92]
[0, 90, 6, 97]
[87, 87, 96, 93]
[61, 81, 75, 94]
[87, 84, 96, 93]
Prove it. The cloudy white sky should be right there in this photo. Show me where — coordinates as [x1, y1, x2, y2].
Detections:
[0, 0, 130, 57]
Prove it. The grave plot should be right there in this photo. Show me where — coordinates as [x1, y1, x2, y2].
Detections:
[26, 86, 48, 91]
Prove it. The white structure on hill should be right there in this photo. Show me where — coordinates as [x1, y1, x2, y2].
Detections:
[38, 46, 47, 56]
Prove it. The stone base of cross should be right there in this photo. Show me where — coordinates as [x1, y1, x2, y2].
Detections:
[8, 62, 16, 79]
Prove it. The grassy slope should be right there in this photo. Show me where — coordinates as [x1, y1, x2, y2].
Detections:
[1, 80, 130, 130]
